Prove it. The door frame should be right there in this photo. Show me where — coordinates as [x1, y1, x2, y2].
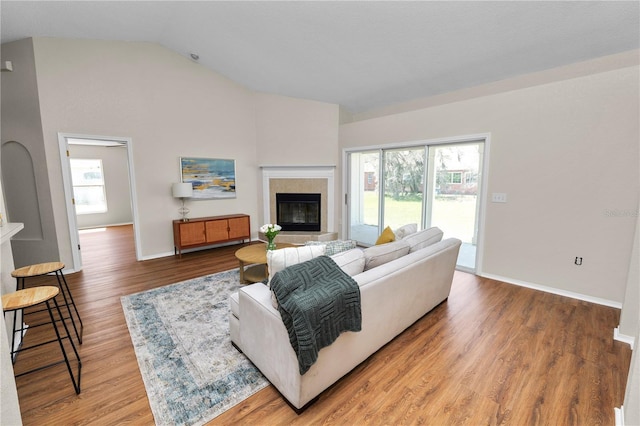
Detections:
[58, 133, 141, 271]
[342, 132, 490, 274]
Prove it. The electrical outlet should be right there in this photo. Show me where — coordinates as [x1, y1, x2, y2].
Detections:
[574, 257, 583, 266]
[492, 192, 507, 203]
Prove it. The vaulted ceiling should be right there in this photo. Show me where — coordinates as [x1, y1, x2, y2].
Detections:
[2, 1, 638, 114]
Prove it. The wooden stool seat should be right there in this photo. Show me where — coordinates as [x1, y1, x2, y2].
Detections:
[11, 261, 83, 344]
[2, 286, 82, 394]
[2, 286, 59, 311]
[11, 262, 65, 278]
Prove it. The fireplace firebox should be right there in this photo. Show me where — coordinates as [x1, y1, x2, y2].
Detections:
[276, 193, 321, 232]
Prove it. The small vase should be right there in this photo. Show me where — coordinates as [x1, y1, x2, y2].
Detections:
[266, 237, 277, 251]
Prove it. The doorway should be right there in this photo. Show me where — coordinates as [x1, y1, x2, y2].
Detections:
[58, 134, 141, 271]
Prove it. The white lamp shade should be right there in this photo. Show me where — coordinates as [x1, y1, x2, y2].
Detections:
[172, 182, 193, 198]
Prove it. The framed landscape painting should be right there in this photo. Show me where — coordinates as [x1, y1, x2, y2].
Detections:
[180, 157, 236, 199]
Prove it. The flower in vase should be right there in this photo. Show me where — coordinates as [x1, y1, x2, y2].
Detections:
[260, 223, 282, 239]
[260, 223, 282, 250]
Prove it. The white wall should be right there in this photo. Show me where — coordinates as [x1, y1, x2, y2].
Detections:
[2, 37, 341, 263]
[623, 319, 640, 425]
[1, 39, 60, 267]
[340, 52, 640, 304]
[254, 93, 340, 228]
[30, 37, 259, 260]
[619, 204, 639, 423]
[25, 38, 257, 257]
[0, 182, 23, 424]
[255, 92, 339, 166]
[68, 144, 133, 229]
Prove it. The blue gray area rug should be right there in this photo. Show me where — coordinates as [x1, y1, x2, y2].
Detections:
[121, 269, 269, 426]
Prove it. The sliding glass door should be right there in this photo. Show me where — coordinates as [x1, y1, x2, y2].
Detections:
[347, 139, 484, 271]
[348, 151, 381, 246]
[426, 143, 483, 271]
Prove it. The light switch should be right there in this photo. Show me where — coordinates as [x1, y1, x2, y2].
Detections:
[492, 193, 507, 203]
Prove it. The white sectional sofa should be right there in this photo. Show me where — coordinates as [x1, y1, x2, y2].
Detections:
[229, 229, 461, 410]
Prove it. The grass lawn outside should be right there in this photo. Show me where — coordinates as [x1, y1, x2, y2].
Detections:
[362, 191, 477, 243]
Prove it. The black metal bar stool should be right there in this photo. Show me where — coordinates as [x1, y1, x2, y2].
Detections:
[12, 262, 83, 344]
[2, 286, 82, 394]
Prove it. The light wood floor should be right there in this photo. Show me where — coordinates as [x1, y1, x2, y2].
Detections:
[11, 225, 631, 425]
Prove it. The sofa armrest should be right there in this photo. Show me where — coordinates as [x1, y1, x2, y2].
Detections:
[238, 283, 304, 407]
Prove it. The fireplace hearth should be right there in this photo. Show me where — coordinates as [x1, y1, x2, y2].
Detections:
[276, 193, 321, 232]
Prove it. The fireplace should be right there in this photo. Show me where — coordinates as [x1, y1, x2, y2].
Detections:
[262, 166, 336, 236]
[276, 193, 321, 232]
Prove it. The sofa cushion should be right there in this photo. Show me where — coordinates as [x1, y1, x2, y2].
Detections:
[330, 248, 366, 276]
[363, 240, 410, 270]
[305, 239, 357, 256]
[375, 226, 396, 245]
[403, 226, 444, 253]
[394, 223, 418, 239]
[267, 245, 326, 286]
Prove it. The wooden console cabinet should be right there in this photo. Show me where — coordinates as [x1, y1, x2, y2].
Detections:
[173, 214, 250, 257]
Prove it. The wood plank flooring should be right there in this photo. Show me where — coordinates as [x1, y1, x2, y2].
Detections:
[11, 225, 631, 425]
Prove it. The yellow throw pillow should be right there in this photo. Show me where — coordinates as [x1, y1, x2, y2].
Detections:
[375, 226, 396, 245]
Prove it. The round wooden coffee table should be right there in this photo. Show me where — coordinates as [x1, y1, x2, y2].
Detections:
[235, 243, 295, 283]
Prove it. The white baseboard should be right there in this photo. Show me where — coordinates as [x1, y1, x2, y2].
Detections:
[614, 327, 635, 350]
[78, 222, 134, 230]
[61, 266, 80, 274]
[479, 273, 622, 309]
[615, 406, 624, 426]
[140, 251, 175, 261]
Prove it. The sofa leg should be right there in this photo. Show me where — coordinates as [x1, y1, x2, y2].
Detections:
[286, 395, 319, 414]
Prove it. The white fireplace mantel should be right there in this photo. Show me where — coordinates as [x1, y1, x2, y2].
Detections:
[260, 165, 336, 173]
[261, 165, 336, 232]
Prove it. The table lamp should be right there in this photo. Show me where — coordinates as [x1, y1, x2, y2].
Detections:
[172, 182, 193, 221]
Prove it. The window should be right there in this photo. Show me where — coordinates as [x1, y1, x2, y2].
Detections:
[70, 159, 107, 214]
[440, 171, 463, 184]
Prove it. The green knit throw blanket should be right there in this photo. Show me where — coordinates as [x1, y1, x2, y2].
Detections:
[271, 255, 362, 374]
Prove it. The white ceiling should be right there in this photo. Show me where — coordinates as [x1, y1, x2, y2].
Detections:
[1, 1, 639, 114]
